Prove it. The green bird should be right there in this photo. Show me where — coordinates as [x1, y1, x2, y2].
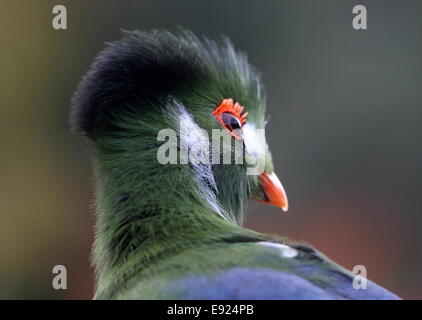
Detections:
[71, 29, 399, 300]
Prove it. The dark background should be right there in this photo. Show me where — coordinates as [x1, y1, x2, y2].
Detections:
[1, 0, 421, 299]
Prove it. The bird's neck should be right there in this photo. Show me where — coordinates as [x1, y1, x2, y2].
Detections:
[91, 144, 247, 295]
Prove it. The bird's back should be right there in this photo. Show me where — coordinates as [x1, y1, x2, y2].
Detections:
[113, 240, 400, 300]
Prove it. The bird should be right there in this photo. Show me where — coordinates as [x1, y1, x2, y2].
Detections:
[70, 29, 400, 300]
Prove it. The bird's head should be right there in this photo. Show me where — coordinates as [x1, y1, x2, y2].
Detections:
[71, 29, 287, 225]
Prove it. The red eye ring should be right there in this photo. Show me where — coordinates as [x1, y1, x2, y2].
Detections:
[212, 98, 248, 139]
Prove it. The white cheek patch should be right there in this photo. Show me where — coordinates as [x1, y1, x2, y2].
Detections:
[242, 123, 265, 158]
[256, 241, 298, 259]
[242, 123, 267, 176]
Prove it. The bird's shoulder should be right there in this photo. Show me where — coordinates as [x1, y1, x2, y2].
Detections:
[116, 241, 400, 300]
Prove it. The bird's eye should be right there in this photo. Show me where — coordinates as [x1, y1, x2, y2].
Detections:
[221, 113, 241, 131]
[212, 98, 248, 139]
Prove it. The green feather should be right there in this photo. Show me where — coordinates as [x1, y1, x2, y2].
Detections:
[71, 29, 398, 300]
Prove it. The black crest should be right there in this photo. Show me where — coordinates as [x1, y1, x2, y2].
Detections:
[70, 29, 264, 139]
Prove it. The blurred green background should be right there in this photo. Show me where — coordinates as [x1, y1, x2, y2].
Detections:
[1, 0, 421, 299]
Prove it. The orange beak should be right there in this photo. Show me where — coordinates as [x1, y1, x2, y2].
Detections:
[255, 172, 289, 212]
